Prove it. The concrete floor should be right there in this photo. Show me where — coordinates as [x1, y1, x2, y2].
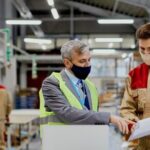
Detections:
[29, 136, 41, 150]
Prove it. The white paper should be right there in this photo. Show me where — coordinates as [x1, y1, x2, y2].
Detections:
[129, 118, 150, 141]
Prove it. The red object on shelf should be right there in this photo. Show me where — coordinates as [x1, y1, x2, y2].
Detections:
[0, 85, 6, 89]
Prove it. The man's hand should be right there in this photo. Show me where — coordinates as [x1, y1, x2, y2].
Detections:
[110, 115, 136, 134]
[128, 118, 139, 133]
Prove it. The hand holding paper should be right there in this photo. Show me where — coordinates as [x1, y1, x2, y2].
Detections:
[128, 118, 150, 141]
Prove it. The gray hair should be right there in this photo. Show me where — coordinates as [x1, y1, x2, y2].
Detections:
[60, 40, 89, 60]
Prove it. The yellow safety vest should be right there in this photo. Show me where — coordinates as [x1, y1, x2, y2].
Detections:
[39, 72, 99, 125]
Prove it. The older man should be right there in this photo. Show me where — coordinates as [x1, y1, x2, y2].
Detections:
[40, 40, 134, 133]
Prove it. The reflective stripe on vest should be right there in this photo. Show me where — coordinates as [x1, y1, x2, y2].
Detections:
[40, 115, 61, 124]
[39, 72, 99, 125]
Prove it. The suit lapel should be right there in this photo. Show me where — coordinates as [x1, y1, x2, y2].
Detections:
[60, 70, 81, 101]
[60, 70, 92, 110]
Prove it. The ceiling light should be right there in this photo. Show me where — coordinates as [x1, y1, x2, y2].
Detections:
[41, 45, 47, 50]
[88, 39, 92, 44]
[74, 37, 79, 40]
[131, 44, 136, 49]
[95, 38, 123, 43]
[108, 42, 114, 48]
[51, 8, 59, 19]
[92, 49, 117, 54]
[97, 19, 134, 24]
[122, 53, 127, 58]
[24, 38, 52, 44]
[47, 0, 54, 6]
[6, 20, 42, 25]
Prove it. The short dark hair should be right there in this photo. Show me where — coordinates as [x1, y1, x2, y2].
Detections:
[136, 23, 150, 39]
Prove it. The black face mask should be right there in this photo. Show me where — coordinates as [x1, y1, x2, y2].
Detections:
[71, 64, 91, 80]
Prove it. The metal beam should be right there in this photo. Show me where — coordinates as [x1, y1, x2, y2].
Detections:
[11, 17, 98, 21]
[35, 16, 146, 21]
[112, 0, 120, 16]
[26, 67, 63, 71]
[65, 1, 147, 29]
[120, 0, 150, 14]
[16, 55, 63, 64]
[70, 7, 74, 38]
[11, 44, 29, 55]
[0, 0, 5, 28]
[65, 1, 131, 18]
[120, 0, 150, 21]
[10, 0, 44, 37]
[119, 0, 149, 28]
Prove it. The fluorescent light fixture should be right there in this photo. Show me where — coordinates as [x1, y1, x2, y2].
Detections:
[74, 38, 79, 40]
[122, 53, 127, 58]
[108, 42, 114, 48]
[41, 45, 47, 50]
[88, 39, 92, 44]
[97, 19, 134, 24]
[92, 49, 117, 54]
[51, 8, 59, 19]
[6, 19, 42, 25]
[131, 44, 136, 49]
[24, 38, 52, 44]
[47, 0, 54, 6]
[95, 38, 123, 43]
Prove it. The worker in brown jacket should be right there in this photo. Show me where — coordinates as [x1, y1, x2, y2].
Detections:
[0, 85, 12, 150]
[120, 23, 150, 150]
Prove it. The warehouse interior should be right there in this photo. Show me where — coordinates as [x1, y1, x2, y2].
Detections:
[0, 0, 150, 150]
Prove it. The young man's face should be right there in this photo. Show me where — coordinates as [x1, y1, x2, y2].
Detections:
[139, 39, 150, 54]
[64, 50, 91, 70]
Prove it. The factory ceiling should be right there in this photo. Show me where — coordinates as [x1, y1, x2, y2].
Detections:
[12, 0, 150, 36]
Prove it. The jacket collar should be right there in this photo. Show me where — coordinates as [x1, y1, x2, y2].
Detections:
[60, 70, 92, 110]
[129, 63, 149, 89]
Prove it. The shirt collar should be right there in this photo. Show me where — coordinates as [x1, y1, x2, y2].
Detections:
[65, 68, 79, 86]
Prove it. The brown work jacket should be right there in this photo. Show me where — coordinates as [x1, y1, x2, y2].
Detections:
[121, 63, 150, 150]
